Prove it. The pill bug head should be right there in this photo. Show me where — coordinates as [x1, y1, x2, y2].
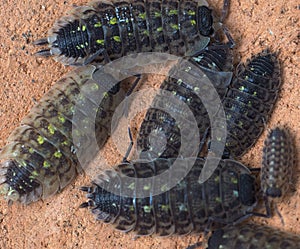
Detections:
[0, 160, 42, 204]
[198, 6, 214, 36]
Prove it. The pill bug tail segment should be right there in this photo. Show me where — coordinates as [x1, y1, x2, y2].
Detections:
[218, 49, 281, 159]
[0, 65, 126, 204]
[260, 126, 294, 222]
[80, 158, 258, 236]
[206, 223, 300, 249]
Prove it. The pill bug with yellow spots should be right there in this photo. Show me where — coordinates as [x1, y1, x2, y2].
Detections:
[137, 42, 234, 159]
[260, 127, 294, 218]
[80, 157, 258, 236]
[34, 0, 231, 65]
[207, 223, 300, 249]
[216, 49, 281, 158]
[0, 65, 126, 204]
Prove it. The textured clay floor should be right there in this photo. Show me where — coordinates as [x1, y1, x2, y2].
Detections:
[0, 0, 299, 248]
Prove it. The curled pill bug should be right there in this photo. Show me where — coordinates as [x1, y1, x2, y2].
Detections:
[34, 0, 233, 66]
[0, 65, 126, 204]
[207, 223, 300, 249]
[80, 157, 260, 236]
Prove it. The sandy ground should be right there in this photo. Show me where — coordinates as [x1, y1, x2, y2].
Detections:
[0, 0, 299, 248]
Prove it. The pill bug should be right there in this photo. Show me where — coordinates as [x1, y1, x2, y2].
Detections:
[260, 127, 294, 219]
[80, 157, 258, 236]
[0, 65, 126, 204]
[137, 42, 234, 159]
[34, 0, 231, 66]
[207, 223, 300, 249]
[215, 49, 281, 158]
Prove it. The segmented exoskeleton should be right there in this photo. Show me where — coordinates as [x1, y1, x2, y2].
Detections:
[0, 65, 125, 204]
[34, 0, 231, 65]
[215, 50, 281, 158]
[80, 157, 258, 236]
[207, 223, 300, 249]
[137, 42, 234, 160]
[260, 127, 294, 220]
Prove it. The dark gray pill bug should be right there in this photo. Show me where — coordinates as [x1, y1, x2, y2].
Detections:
[215, 49, 281, 159]
[261, 127, 294, 204]
[0, 65, 126, 204]
[33, 0, 231, 66]
[207, 223, 300, 249]
[137, 42, 234, 160]
[80, 157, 258, 236]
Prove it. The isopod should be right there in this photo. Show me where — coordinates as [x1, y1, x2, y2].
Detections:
[0, 65, 126, 204]
[260, 127, 294, 220]
[137, 42, 234, 159]
[80, 157, 258, 236]
[34, 0, 232, 65]
[216, 49, 281, 158]
[207, 223, 300, 249]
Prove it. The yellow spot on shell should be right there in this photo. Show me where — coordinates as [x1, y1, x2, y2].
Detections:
[156, 27, 163, 32]
[138, 12, 146, 19]
[190, 20, 196, 26]
[43, 161, 51, 168]
[109, 17, 118, 25]
[113, 36, 121, 42]
[96, 39, 105, 45]
[37, 135, 44, 144]
[29, 148, 34, 154]
[143, 205, 151, 213]
[128, 182, 135, 190]
[29, 170, 39, 179]
[82, 25, 86, 31]
[58, 115, 65, 124]
[94, 22, 102, 28]
[169, 10, 178, 15]
[231, 177, 238, 184]
[215, 197, 222, 203]
[188, 10, 196, 15]
[143, 184, 151, 191]
[48, 124, 55, 135]
[62, 140, 69, 146]
[54, 151, 62, 158]
[171, 24, 179, 30]
[154, 12, 161, 17]
[143, 30, 150, 36]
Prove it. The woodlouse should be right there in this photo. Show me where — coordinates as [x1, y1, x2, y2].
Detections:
[215, 49, 281, 159]
[80, 157, 258, 236]
[207, 223, 300, 249]
[260, 127, 294, 219]
[34, 0, 232, 65]
[0, 65, 126, 204]
[137, 42, 234, 159]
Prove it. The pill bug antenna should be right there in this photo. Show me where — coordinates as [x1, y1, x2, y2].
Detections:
[220, 0, 230, 23]
[122, 127, 134, 163]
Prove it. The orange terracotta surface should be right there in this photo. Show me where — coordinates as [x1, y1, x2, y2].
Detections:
[0, 0, 299, 248]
